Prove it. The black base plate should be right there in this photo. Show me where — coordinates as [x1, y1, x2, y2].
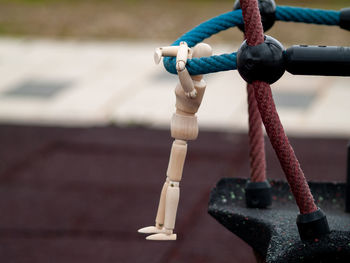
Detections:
[208, 178, 350, 263]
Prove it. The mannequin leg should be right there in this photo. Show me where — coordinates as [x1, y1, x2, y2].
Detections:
[138, 179, 169, 234]
[146, 140, 187, 240]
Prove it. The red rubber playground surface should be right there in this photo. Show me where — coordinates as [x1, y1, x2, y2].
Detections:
[0, 124, 347, 263]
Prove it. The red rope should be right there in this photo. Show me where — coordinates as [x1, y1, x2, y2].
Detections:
[247, 83, 266, 182]
[241, 0, 264, 46]
[239, 0, 317, 214]
[243, 0, 267, 182]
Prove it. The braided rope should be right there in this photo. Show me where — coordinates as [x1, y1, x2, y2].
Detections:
[247, 83, 266, 182]
[239, 0, 267, 183]
[276, 6, 340, 25]
[163, 10, 242, 75]
[240, 0, 266, 184]
[240, 0, 317, 214]
[163, 6, 341, 75]
[253, 81, 317, 214]
[172, 11, 243, 47]
[240, 0, 265, 45]
[164, 53, 237, 75]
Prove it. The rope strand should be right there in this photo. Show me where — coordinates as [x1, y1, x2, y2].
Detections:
[253, 81, 317, 214]
[239, 0, 317, 214]
[247, 83, 266, 182]
[163, 6, 340, 75]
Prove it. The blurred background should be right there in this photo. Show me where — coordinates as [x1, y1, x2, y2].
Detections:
[0, 0, 349, 262]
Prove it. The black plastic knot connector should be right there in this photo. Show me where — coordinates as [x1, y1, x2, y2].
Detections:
[237, 35, 285, 84]
[296, 208, 330, 241]
[340, 7, 350, 31]
[245, 180, 272, 208]
[233, 0, 276, 32]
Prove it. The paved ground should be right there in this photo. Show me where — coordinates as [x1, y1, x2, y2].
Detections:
[0, 38, 349, 136]
[0, 124, 348, 263]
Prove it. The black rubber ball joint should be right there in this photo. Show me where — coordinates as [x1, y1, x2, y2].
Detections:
[237, 35, 285, 84]
[233, 0, 276, 32]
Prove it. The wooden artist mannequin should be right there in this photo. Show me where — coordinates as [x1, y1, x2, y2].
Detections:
[138, 42, 212, 241]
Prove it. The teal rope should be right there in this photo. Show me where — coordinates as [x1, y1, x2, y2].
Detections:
[275, 6, 339, 25]
[163, 6, 341, 75]
[163, 10, 242, 75]
[171, 10, 243, 47]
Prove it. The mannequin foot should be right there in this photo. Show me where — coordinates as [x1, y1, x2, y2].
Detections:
[146, 233, 177, 241]
[138, 226, 164, 234]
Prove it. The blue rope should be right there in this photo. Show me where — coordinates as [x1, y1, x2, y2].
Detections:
[275, 6, 339, 25]
[163, 10, 242, 74]
[171, 10, 243, 47]
[163, 6, 341, 75]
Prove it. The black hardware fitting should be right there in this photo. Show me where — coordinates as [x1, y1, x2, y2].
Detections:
[245, 180, 272, 208]
[237, 35, 285, 84]
[296, 208, 330, 241]
[284, 45, 350, 77]
[233, 0, 276, 32]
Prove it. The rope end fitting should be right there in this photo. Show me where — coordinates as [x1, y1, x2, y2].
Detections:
[237, 35, 285, 84]
[234, 0, 276, 32]
[297, 208, 330, 241]
[245, 180, 272, 208]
